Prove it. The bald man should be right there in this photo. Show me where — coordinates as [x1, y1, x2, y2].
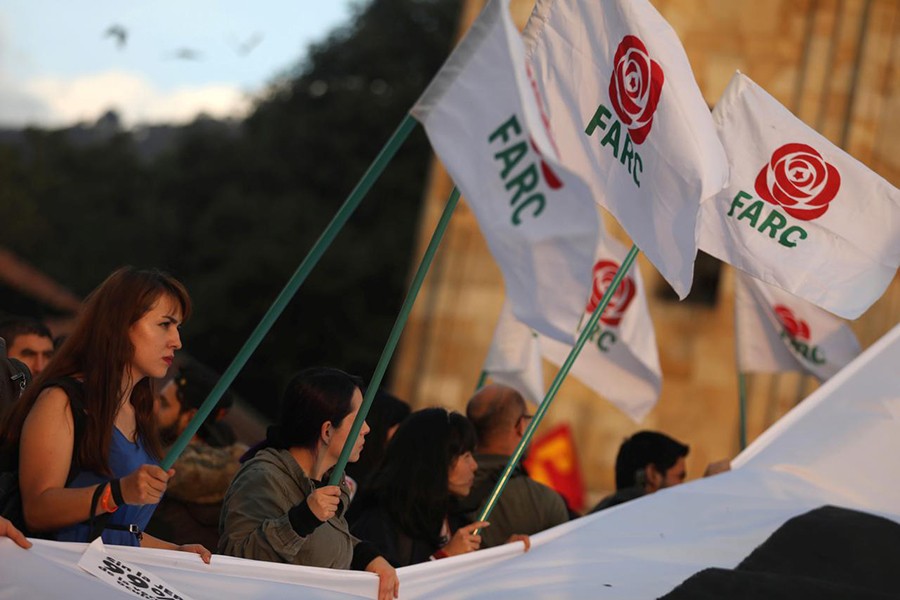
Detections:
[456, 384, 569, 548]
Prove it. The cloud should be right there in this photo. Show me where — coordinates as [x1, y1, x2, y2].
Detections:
[0, 85, 54, 126]
[1, 70, 253, 128]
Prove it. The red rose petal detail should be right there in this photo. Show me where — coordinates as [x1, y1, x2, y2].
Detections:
[783, 203, 829, 221]
[755, 165, 777, 205]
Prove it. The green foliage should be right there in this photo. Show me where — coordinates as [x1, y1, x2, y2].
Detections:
[0, 0, 460, 418]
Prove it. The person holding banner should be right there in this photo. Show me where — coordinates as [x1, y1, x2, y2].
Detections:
[0, 267, 210, 561]
[218, 367, 398, 600]
[0, 515, 31, 549]
[349, 408, 530, 567]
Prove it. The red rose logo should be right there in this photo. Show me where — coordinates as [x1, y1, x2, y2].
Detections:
[586, 260, 636, 327]
[608, 35, 665, 145]
[773, 305, 810, 340]
[754, 143, 841, 221]
[529, 138, 563, 190]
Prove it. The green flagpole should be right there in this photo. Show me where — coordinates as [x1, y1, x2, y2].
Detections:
[477, 244, 640, 525]
[733, 271, 748, 451]
[162, 114, 417, 470]
[328, 187, 461, 485]
[475, 370, 488, 390]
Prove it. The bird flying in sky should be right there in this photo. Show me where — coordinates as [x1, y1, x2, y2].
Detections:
[104, 24, 127, 50]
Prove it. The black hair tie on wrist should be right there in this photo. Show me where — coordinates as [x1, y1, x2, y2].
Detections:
[110, 478, 125, 507]
[88, 484, 110, 541]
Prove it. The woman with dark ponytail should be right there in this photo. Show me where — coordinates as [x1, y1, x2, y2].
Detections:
[218, 367, 398, 600]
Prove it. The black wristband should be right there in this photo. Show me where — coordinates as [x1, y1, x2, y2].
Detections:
[90, 483, 105, 518]
[350, 540, 382, 571]
[288, 501, 323, 537]
[110, 478, 125, 507]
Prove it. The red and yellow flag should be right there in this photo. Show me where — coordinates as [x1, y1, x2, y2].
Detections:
[524, 423, 586, 513]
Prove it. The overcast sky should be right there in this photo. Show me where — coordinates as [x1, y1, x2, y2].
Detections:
[0, 1, 358, 128]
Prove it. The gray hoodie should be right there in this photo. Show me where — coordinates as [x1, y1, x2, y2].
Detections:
[218, 447, 358, 568]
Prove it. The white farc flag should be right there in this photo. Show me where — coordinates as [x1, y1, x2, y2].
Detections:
[412, 0, 599, 343]
[522, 0, 729, 299]
[483, 301, 546, 405]
[699, 72, 900, 319]
[735, 269, 861, 381]
[541, 231, 662, 422]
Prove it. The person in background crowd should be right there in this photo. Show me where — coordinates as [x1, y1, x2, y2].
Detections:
[590, 430, 690, 513]
[0, 337, 31, 422]
[0, 317, 54, 380]
[144, 359, 245, 550]
[219, 367, 398, 600]
[0, 267, 210, 561]
[349, 407, 530, 567]
[0, 515, 31, 549]
[344, 389, 409, 501]
[456, 384, 569, 547]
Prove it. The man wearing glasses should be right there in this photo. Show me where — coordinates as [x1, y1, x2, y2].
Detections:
[457, 384, 569, 548]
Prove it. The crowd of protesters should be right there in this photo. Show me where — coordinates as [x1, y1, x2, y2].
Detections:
[0, 266, 733, 600]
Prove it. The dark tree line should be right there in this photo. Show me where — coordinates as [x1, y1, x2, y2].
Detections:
[0, 0, 461, 418]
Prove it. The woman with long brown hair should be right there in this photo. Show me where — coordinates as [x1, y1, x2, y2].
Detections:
[0, 267, 210, 559]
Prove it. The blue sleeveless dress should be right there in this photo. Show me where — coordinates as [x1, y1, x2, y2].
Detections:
[55, 428, 158, 546]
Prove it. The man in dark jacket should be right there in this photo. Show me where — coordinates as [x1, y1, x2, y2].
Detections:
[457, 384, 569, 547]
[589, 430, 689, 513]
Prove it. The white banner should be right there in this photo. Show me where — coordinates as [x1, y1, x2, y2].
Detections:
[412, 0, 599, 343]
[522, 0, 729, 299]
[77, 538, 195, 600]
[5, 325, 900, 599]
[699, 72, 900, 319]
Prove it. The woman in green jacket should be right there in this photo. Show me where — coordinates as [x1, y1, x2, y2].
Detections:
[219, 367, 397, 600]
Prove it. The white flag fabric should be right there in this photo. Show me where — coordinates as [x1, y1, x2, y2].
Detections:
[699, 72, 900, 319]
[541, 231, 662, 422]
[412, 0, 599, 343]
[735, 269, 861, 381]
[483, 301, 546, 404]
[522, 0, 729, 299]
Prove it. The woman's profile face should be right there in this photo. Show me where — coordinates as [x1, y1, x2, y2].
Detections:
[447, 451, 478, 497]
[327, 387, 369, 462]
[129, 294, 183, 381]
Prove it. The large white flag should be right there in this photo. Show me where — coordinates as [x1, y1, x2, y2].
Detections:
[522, 0, 729, 299]
[483, 301, 546, 404]
[411, 0, 599, 343]
[699, 72, 900, 319]
[735, 269, 861, 381]
[541, 233, 662, 421]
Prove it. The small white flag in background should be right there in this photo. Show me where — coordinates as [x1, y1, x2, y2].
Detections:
[734, 269, 861, 381]
[541, 231, 661, 422]
[483, 301, 546, 404]
[411, 0, 599, 343]
[484, 225, 662, 422]
[522, 0, 729, 299]
[699, 72, 900, 319]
